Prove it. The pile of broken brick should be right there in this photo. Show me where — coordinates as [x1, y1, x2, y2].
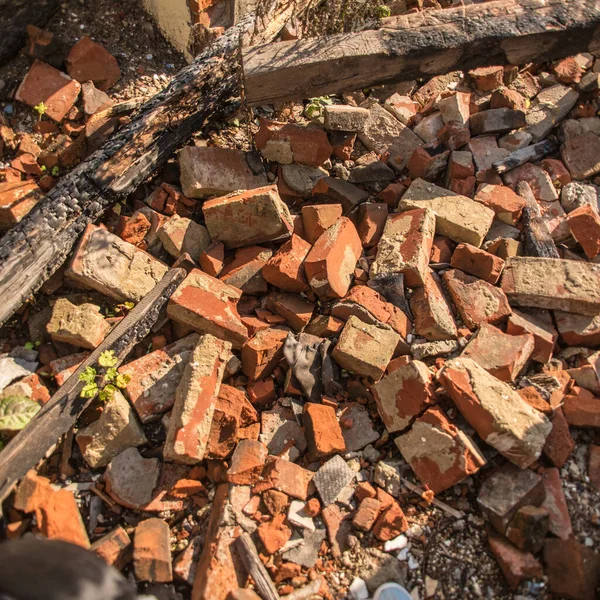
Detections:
[1, 47, 600, 600]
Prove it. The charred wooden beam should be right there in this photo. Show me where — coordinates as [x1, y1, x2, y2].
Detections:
[518, 181, 560, 259]
[0, 268, 185, 504]
[493, 140, 558, 174]
[0, 0, 309, 328]
[242, 0, 600, 105]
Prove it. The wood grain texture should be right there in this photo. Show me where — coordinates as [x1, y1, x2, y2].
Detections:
[242, 0, 600, 105]
[0, 0, 310, 328]
[0, 268, 186, 504]
[235, 533, 280, 600]
[518, 181, 560, 259]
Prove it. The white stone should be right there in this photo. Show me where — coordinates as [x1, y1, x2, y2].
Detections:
[287, 500, 315, 531]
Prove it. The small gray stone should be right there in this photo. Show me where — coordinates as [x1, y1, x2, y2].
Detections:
[282, 528, 326, 567]
[280, 164, 326, 196]
[340, 403, 379, 452]
[560, 182, 599, 214]
[0, 355, 38, 393]
[312, 455, 356, 506]
[411, 339, 460, 360]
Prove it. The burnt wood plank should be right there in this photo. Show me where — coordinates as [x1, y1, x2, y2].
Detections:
[518, 181, 560, 259]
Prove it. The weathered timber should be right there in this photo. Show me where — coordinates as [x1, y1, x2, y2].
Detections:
[0, 268, 185, 504]
[0, 0, 59, 66]
[493, 140, 558, 174]
[0, 0, 309, 328]
[235, 533, 280, 600]
[518, 181, 560, 259]
[242, 0, 600, 105]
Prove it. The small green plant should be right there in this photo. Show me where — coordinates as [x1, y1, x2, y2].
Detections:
[377, 4, 391, 17]
[78, 350, 130, 402]
[51, 166, 60, 177]
[23, 341, 41, 350]
[40, 165, 47, 173]
[304, 96, 332, 120]
[33, 102, 47, 119]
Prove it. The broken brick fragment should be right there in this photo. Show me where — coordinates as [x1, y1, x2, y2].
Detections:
[303, 402, 346, 461]
[0, 180, 43, 230]
[262, 234, 311, 292]
[133, 518, 172, 582]
[352, 498, 382, 531]
[566, 203, 600, 259]
[488, 531, 542, 591]
[37, 489, 90, 548]
[542, 408, 575, 468]
[450, 243, 505, 284]
[301, 204, 343, 243]
[506, 309, 557, 364]
[219, 246, 272, 295]
[66, 37, 120, 90]
[372, 501, 408, 541]
[90, 526, 132, 570]
[227, 439, 268, 485]
[241, 326, 288, 381]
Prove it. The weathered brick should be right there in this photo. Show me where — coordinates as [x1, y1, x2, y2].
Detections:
[179, 146, 267, 197]
[525, 85, 579, 142]
[303, 403, 346, 461]
[503, 162, 558, 202]
[541, 468, 573, 540]
[219, 246, 272, 295]
[301, 204, 343, 243]
[567, 203, 600, 259]
[262, 234, 311, 292]
[488, 531, 542, 591]
[562, 386, 600, 428]
[65, 37, 120, 90]
[47, 298, 110, 349]
[241, 326, 288, 381]
[357, 202, 388, 248]
[474, 184, 526, 225]
[90, 526, 132, 570]
[461, 322, 534, 382]
[450, 243, 505, 284]
[542, 408, 575, 468]
[554, 311, 600, 347]
[133, 518, 172, 582]
[443, 269, 512, 330]
[372, 501, 408, 541]
[323, 105, 369, 132]
[265, 292, 314, 331]
[396, 406, 485, 493]
[438, 91, 471, 125]
[164, 335, 231, 464]
[304, 216, 362, 299]
[263, 457, 314, 500]
[332, 316, 400, 381]
[506, 309, 557, 364]
[157, 214, 211, 262]
[501, 257, 600, 315]
[372, 360, 436, 433]
[227, 439, 268, 485]
[352, 497, 382, 531]
[0, 180, 43, 230]
[469, 66, 504, 91]
[399, 178, 494, 247]
[203, 185, 293, 248]
[370, 207, 435, 287]
[561, 132, 600, 180]
[66, 224, 168, 302]
[167, 269, 248, 348]
[439, 358, 551, 467]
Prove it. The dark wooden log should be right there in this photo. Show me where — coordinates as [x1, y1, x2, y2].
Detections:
[493, 140, 558, 174]
[0, 0, 309, 328]
[518, 181, 560, 259]
[242, 0, 600, 105]
[235, 533, 280, 600]
[0, 0, 59, 66]
[0, 268, 186, 504]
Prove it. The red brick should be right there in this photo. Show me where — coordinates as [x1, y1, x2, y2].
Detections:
[555, 311, 600, 347]
[352, 498, 382, 531]
[450, 243, 505, 284]
[554, 56, 583, 83]
[13, 471, 53, 513]
[0, 180, 43, 230]
[506, 309, 557, 364]
[303, 403, 346, 461]
[167, 269, 248, 348]
[541, 468, 573, 540]
[117, 211, 151, 246]
[372, 360, 436, 433]
[199, 241, 225, 277]
[241, 326, 288, 381]
[395, 406, 485, 493]
[301, 204, 343, 244]
[164, 335, 231, 464]
[542, 408, 575, 468]
[219, 246, 272, 295]
[443, 269, 512, 330]
[355, 481, 377, 502]
[589, 444, 600, 490]
[37, 489, 89, 548]
[517, 386, 553, 416]
[262, 234, 311, 292]
[567, 204, 600, 259]
[448, 151, 474, 180]
[247, 378, 276, 406]
[304, 217, 361, 299]
[462, 322, 534, 382]
[372, 501, 408, 541]
[562, 386, 600, 428]
[357, 203, 388, 248]
[265, 292, 314, 331]
[474, 184, 526, 225]
[15, 60, 81, 122]
[263, 457, 314, 500]
[90, 526, 132, 570]
[469, 66, 504, 91]
[561, 132, 600, 180]
[438, 122, 471, 151]
[410, 271, 458, 341]
[133, 518, 172, 582]
[255, 118, 332, 167]
[50, 351, 89, 386]
[407, 144, 450, 180]
[541, 158, 571, 187]
[227, 440, 268, 485]
[257, 514, 292, 554]
[430, 236, 455, 263]
[66, 37, 120, 90]
[490, 88, 528, 112]
[488, 531, 542, 591]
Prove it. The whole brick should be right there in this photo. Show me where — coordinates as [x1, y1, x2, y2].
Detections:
[474, 184, 526, 225]
[304, 216, 362, 299]
[241, 326, 288, 381]
[262, 234, 311, 292]
[410, 271, 458, 341]
[567, 203, 600, 259]
[450, 243, 505, 284]
[506, 309, 557, 364]
[395, 406, 485, 493]
[203, 185, 293, 248]
[157, 214, 211, 262]
[303, 402, 346, 461]
[255, 118, 332, 167]
[372, 360, 436, 433]
[134, 518, 172, 583]
[370, 207, 435, 287]
[439, 358, 551, 468]
[554, 311, 600, 347]
[501, 257, 600, 316]
[167, 269, 248, 348]
[119, 334, 199, 422]
[66, 224, 168, 302]
[179, 146, 267, 198]
[15, 60, 81, 122]
[301, 204, 343, 243]
[461, 322, 534, 382]
[47, 298, 110, 349]
[332, 316, 400, 381]
[399, 178, 494, 247]
[164, 335, 231, 464]
[443, 269, 512, 330]
[0, 180, 43, 229]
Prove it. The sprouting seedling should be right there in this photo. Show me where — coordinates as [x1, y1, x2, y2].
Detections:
[23, 341, 41, 350]
[78, 350, 131, 402]
[51, 166, 60, 177]
[377, 4, 391, 18]
[34, 102, 47, 120]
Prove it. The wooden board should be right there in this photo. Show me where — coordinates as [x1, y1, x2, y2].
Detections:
[242, 0, 600, 105]
[0, 0, 311, 329]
